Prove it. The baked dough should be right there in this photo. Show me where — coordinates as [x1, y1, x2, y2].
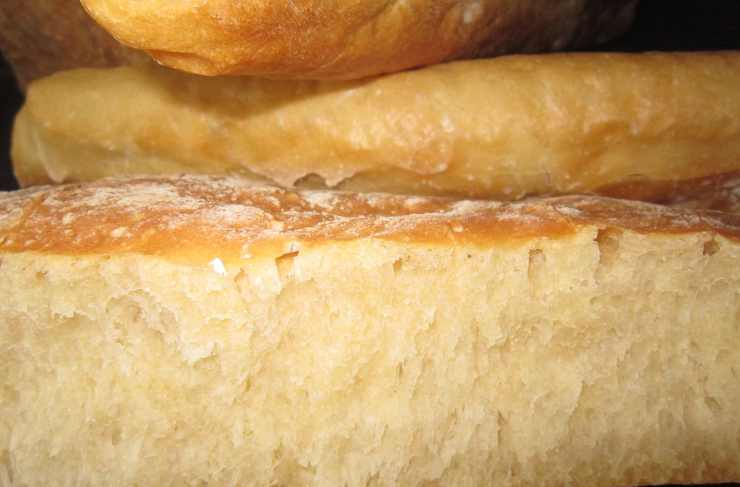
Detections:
[1, 175, 739, 486]
[13, 52, 740, 202]
[79, 0, 637, 79]
[0, 0, 145, 90]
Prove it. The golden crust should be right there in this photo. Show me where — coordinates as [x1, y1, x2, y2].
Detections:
[0, 176, 737, 264]
[79, 0, 636, 79]
[14, 52, 740, 201]
[0, 0, 146, 90]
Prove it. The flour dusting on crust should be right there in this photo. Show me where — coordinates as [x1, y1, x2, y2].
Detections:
[0, 175, 737, 261]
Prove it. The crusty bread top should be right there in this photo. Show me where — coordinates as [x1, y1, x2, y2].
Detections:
[0, 176, 737, 263]
[79, 0, 636, 79]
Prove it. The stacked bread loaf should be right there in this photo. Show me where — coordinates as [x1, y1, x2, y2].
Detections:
[1, 2, 739, 487]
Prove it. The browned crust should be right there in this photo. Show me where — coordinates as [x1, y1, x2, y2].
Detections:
[0, 176, 737, 264]
[80, 0, 637, 79]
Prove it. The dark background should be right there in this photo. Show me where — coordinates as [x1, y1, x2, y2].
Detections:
[0, 3, 738, 487]
[2, 2, 740, 192]
[0, 51, 21, 191]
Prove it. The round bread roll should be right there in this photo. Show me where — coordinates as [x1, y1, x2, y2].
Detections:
[13, 52, 740, 203]
[79, 0, 637, 79]
[1, 175, 739, 486]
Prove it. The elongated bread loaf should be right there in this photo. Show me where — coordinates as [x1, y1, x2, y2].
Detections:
[1, 175, 739, 487]
[79, 0, 637, 79]
[0, 0, 145, 90]
[13, 52, 740, 202]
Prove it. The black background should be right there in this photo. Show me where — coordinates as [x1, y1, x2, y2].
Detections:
[0, 3, 739, 485]
[0, 51, 21, 191]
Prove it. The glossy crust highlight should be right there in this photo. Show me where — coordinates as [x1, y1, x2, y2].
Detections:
[79, 0, 637, 79]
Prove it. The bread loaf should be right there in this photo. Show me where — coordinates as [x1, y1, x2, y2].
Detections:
[14, 52, 740, 202]
[79, 0, 637, 79]
[0, 0, 145, 90]
[1, 175, 739, 486]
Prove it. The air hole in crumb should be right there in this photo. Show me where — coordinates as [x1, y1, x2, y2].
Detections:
[705, 396, 722, 414]
[527, 249, 545, 294]
[233, 270, 246, 295]
[0, 450, 12, 483]
[703, 239, 720, 256]
[276, 251, 299, 280]
[294, 173, 328, 190]
[35, 271, 47, 281]
[527, 249, 544, 280]
[111, 427, 122, 445]
[393, 259, 404, 275]
[596, 228, 622, 271]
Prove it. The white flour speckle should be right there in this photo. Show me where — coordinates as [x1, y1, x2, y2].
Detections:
[210, 257, 226, 276]
[111, 227, 128, 238]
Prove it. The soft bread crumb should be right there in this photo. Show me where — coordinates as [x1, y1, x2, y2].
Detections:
[1, 229, 739, 486]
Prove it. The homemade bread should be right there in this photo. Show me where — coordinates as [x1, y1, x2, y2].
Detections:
[0, 0, 145, 90]
[1, 175, 739, 486]
[79, 0, 637, 79]
[13, 52, 740, 201]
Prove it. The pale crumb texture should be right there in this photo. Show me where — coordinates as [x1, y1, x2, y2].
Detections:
[1, 232, 739, 486]
[0, 177, 739, 486]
